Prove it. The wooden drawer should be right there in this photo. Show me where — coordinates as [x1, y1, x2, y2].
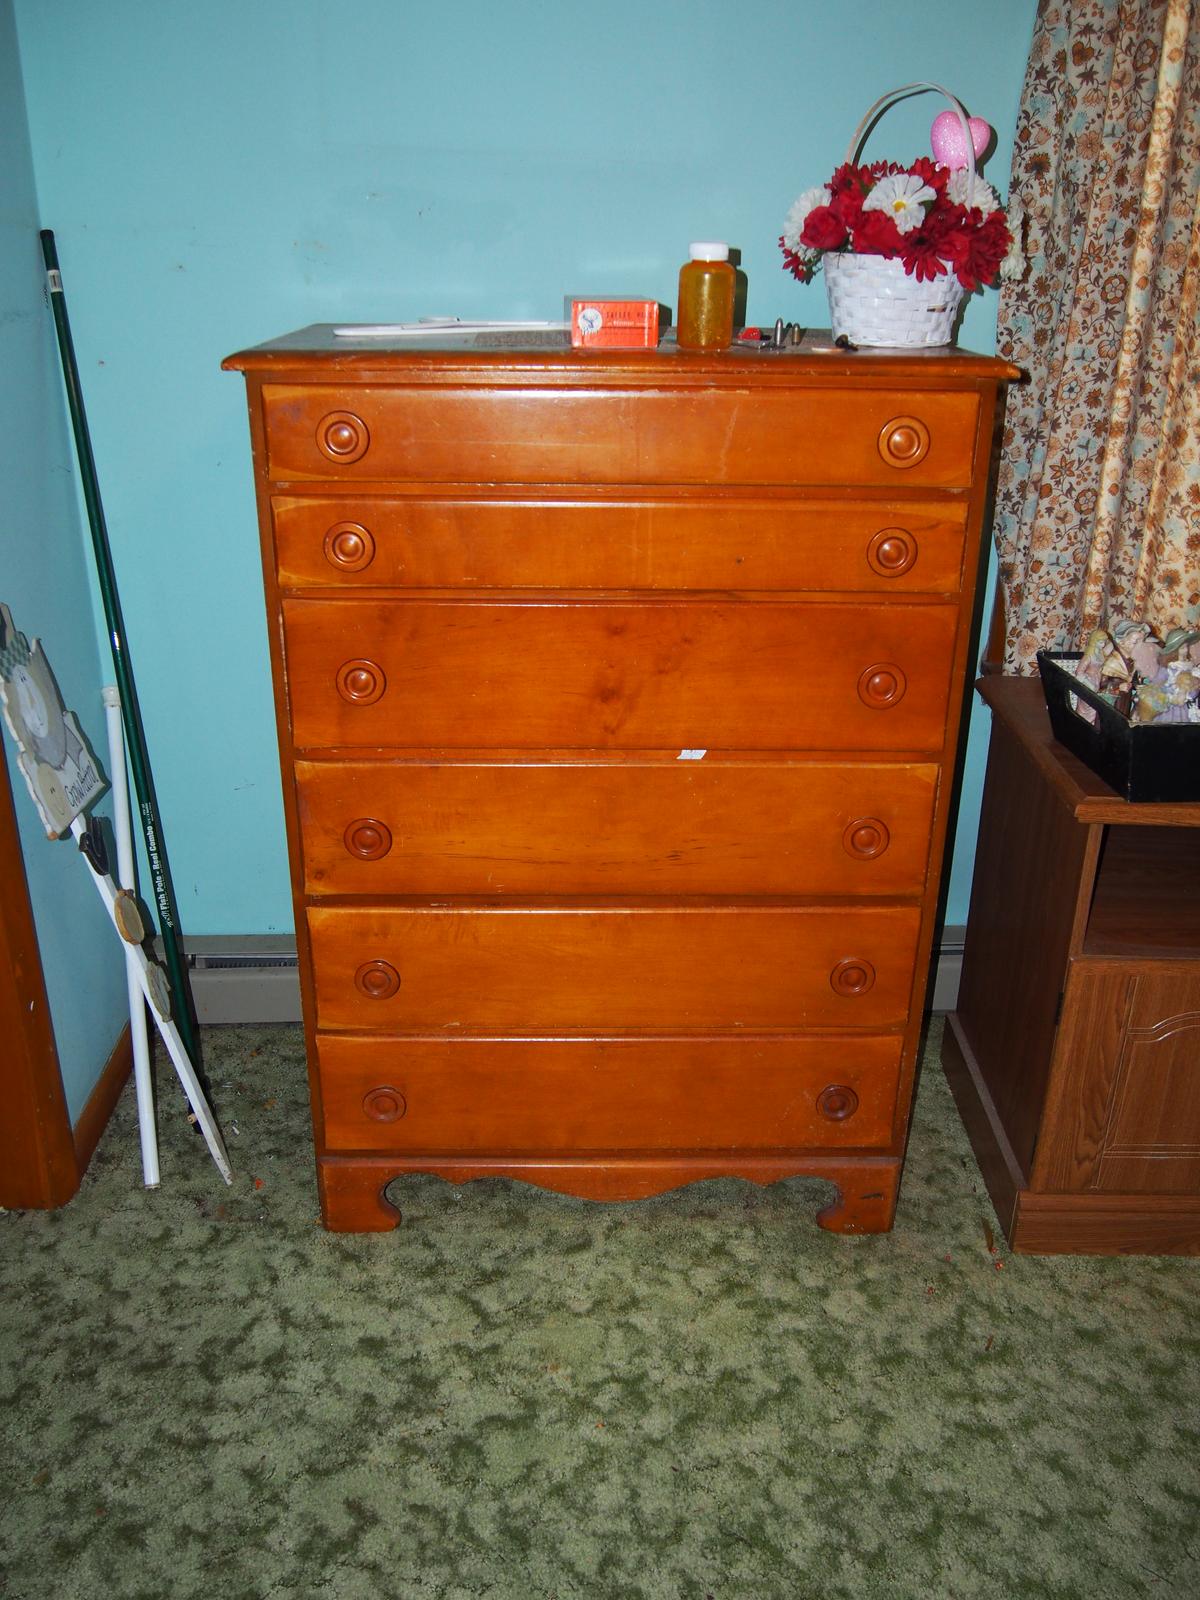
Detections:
[261, 384, 979, 489]
[283, 598, 959, 752]
[272, 494, 969, 594]
[297, 757, 938, 896]
[307, 903, 920, 1031]
[316, 1033, 903, 1153]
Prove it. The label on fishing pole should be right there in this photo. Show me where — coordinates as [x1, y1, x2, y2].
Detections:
[46, 269, 63, 293]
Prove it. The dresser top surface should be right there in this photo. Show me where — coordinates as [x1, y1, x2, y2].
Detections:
[223, 323, 1020, 384]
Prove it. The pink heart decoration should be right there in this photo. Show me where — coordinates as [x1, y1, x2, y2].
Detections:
[930, 110, 991, 170]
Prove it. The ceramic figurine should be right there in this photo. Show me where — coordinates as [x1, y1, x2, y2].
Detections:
[1066, 620, 1200, 727]
[1077, 627, 1111, 689]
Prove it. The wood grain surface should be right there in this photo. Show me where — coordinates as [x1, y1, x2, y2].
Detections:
[283, 597, 959, 752]
[316, 1032, 902, 1153]
[296, 757, 938, 896]
[945, 677, 1200, 1253]
[226, 330, 1013, 1231]
[307, 902, 920, 1031]
[271, 493, 969, 594]
[262, 382, 980, 488]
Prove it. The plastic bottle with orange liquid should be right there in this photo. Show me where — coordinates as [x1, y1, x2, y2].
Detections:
[676, 242, 735, 352]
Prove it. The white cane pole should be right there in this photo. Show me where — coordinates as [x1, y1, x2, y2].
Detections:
[102, 684, 159, 1188]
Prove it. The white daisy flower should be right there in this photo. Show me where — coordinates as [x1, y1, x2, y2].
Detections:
[862, 172, 936, 234]
[947, 168, 1001, 214]
[782, 186, 832, 249]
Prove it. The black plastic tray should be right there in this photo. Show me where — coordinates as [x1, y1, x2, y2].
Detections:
[1037, 650, 1200, 803]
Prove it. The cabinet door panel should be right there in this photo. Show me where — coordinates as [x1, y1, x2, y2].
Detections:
[1099, 969, 1200, 1193]
[1038, 964, 1200, 1194]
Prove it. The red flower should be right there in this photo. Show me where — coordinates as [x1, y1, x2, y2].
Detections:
[899, 230, 951, 282]
[852, 209, 903, 256]
[922, 198, 970, 246]
[937, 208, 1011, 289]
[829, 162, 867, 197]
[779, 237, 817, 283]
[800, 206, 849, 252]
[910, 157, 949, 195]
[827, 163, 872, 227]
[898, 198, 969, 283]
[831, 183, 866, 227]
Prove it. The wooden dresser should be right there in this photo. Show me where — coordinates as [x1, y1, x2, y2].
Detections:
[224, 326, 1014, 1233]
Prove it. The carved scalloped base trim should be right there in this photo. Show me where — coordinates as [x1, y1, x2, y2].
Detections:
[315, 1151, 902, 1236]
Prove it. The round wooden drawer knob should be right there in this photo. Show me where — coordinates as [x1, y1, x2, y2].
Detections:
[817, 1084, 860, 1122]
[867, 527, 918, 577]
[857, 663, 907, 710]
[323, 522, 376, 572]
[878, 415, 930, 469]
[363, 1086, 407, 1122]
[344, 818, 393, 860]
[354, 960, 401, 1000]
[830, 957, 876, 997]
[336, 658, 387, 705]
[842, 817, 890, 860]
[317, 411, 370, 464]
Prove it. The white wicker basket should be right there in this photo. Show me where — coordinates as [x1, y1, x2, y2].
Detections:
[822, 81, 974, 347]
[825, 251, 964, 347]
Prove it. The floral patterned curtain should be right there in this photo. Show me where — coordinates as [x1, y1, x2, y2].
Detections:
[993, 0, 1200, 673]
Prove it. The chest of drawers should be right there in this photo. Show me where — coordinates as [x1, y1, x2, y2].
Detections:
[224, 326, 1014, 1233]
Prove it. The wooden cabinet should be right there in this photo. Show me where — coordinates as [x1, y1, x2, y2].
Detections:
[942, 677, 1200, 1254]
[224, 327, 1014, 1233]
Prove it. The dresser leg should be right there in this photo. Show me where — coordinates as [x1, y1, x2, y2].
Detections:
[317, 1158, 404, 1232]
[815, 1160, 900, 1234]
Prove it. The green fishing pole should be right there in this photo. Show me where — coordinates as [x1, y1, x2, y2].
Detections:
[40, 229, 203, 1079]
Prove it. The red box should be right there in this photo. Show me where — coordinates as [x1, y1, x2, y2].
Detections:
[568, 297, 660, 349]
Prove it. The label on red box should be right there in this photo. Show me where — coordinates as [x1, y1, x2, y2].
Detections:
[569, 298, 660, 348]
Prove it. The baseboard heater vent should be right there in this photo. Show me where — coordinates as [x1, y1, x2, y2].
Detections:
[193, 953, 300, 971]
[183, 937, 302, 1025]
[931, 925, 965, 1015]
[174, 928, 967, 1027]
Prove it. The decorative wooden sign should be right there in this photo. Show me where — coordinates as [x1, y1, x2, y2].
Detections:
[0, 603, 107, 837]
[0, 601, 231, 1189]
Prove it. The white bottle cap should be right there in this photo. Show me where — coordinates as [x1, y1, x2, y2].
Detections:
[689, 241, 729, 261]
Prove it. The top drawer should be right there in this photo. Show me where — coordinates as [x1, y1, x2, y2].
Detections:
[260, 384, 979, 489]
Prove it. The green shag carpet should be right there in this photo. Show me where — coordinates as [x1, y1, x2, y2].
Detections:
[1, 1019, 1197, 1600]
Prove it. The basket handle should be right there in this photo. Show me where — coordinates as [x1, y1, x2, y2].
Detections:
[845, 81, 977, 188]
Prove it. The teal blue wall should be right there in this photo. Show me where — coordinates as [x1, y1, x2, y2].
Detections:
[1, 0, 128, 1123]
[13, 0, 1037, 935]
